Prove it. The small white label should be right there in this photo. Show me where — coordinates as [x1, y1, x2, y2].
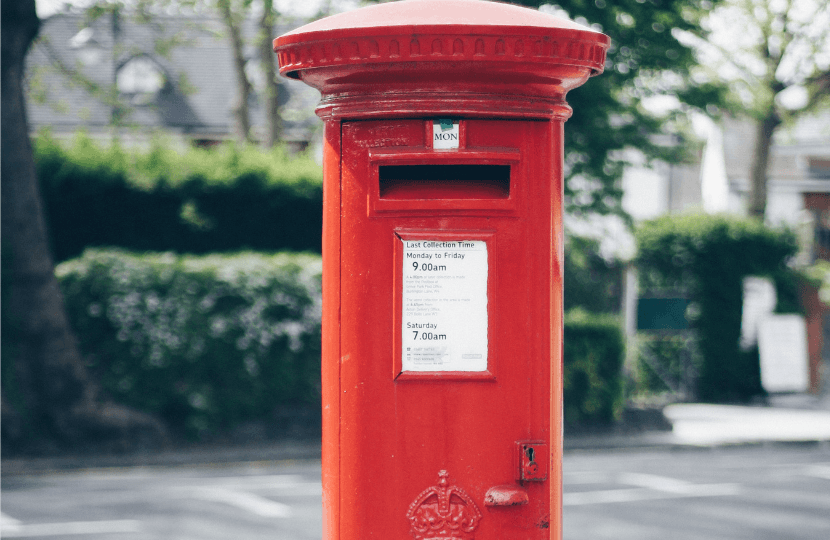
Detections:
[433, 121, 460, 149]
[402, 239, 488, 372]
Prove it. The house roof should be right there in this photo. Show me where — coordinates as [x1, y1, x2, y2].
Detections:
[25, 12, 319, 142]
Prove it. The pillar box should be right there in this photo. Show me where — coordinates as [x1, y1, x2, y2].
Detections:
[274, 1, 608, 539]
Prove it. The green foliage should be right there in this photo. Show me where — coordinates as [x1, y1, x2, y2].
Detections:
[511, 0, 723, 217]
[564, 236, 623, 314]
[803, 260, 830, 307]
[634, 334, 699, 397]
[635, 213, 798, 402]
[563, 309, 625, 426]
[55, 249, 322, 439]
[34, 133, 323, 261]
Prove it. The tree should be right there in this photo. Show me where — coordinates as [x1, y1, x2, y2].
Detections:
[257, 0, 281, 147]
[678, 0, 830, 219]
[2, 0, 166, 453]
[198, 0, 283, 145]
[511, 0, 728, 218]
[217, 0, 254, 143]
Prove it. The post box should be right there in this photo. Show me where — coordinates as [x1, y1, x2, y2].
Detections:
[274, 1, 608, 539]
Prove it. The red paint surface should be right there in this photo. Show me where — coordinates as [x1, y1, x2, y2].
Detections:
[274, 1, 608, 539]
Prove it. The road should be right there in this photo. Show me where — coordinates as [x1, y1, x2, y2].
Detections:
[563, 445, 830, 540]
[2, 445, 829, 539]
[1, 460, 322, 540]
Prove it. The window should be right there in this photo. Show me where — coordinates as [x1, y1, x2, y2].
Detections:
[117, 56, 166, 105]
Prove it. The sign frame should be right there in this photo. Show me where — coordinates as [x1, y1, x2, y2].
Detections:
[392, 229, 497, 382]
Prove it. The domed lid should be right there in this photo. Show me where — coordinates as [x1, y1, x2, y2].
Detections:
[279, 0, 598, 37]
[274, 0, 609, 81]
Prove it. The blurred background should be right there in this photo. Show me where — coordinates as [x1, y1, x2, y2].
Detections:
[2, 0, 829, 539]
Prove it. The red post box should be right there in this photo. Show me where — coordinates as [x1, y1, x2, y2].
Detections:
[274, 1, 608, 539]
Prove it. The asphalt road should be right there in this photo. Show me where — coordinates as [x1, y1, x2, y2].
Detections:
[563, 444, 830, 540]
[2, 445, 829, 539]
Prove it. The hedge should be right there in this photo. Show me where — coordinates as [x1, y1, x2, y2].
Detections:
[56, 249, 322, 439]
[51, 247, 625, 438]
[34, 133, 324, 262]
[564, 235, 623, 314]
[635, 213, 798, 402]
[563, 309, 625, 426]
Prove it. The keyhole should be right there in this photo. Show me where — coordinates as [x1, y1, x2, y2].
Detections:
[526, 446, 535, 462]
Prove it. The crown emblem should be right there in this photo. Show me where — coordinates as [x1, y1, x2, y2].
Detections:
[406, 470, 482, 540]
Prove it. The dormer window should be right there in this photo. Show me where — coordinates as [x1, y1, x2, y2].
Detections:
[117, 56, 166, 105]
[69, 27, 104, 66]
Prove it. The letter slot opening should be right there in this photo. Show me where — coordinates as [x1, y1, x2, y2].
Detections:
[379, 164, 510, 200]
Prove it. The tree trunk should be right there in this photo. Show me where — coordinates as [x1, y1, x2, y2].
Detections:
[747, 111, 781, 220]
[219, 0, 253, 144]
[1, 0, 166, 453]
[259, 0, 281, 148]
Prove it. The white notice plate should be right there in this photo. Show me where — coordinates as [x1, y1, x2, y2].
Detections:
[758, 314, 809, 393]
[401, 239, 488, 372]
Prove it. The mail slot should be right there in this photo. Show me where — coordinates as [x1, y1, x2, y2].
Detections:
[274, 1, 609, 539]
[379, 164, 511, 199]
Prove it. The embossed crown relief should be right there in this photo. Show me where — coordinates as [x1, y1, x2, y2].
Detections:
[406, 470, 482, 540]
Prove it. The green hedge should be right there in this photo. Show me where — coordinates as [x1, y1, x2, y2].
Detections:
[635, 213, 798, 402]
[53, 247, 625, 437]
[35, 134, 324, 262]
[56, 249, 322, 439]
[563, 309, 625, 426]
[564, 236, 624, 314]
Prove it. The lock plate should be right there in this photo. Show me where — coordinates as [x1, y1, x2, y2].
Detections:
[517, 441, 548, 482]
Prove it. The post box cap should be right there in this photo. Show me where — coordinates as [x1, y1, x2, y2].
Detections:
[274, 0, 609, 82]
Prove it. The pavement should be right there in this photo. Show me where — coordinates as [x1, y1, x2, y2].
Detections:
[563, 391, 830, 452]
[3, 392, 830, 475]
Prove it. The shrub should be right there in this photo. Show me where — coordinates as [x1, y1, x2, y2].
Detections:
[635, 213, 798, 402]
[634, 333, 700, 397]
[563, 309, 625, 426]
[564, 235, 624, 314]
[56, 249, 322, 439]
[35, 133, 324, 261]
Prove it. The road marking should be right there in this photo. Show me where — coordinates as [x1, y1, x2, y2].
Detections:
[618, 472, 695, 493]
[563, 472, 740, 506]
[565, 487, 660, 506]
[209, 474, 306, 486]
[563, 471, 609, 484]
[618, 472, 739, 496]
[1, 513, 22, 526]
[188, 487, 292, 518]
[802, 464, 830, 480]
[209, 475, 322, 493]
[1, 516, 141, 537]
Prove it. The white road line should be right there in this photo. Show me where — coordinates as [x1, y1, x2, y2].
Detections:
[1, 513, 22, 527]
[213, 480, 322, 493]
[802, 464, 830, 480]
[188, 487, 292, 518]
[618, 472, 700, 494]
[564, 472, 741, 506]
[563, 471, 609, 485]
[619, 472, 740, 496]
[1, 518, 141, 538]
[565, 487, 658, 506]
[208, 474, 306, 486]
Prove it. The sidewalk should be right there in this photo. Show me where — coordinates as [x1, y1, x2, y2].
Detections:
[564, 392, 830, 451]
